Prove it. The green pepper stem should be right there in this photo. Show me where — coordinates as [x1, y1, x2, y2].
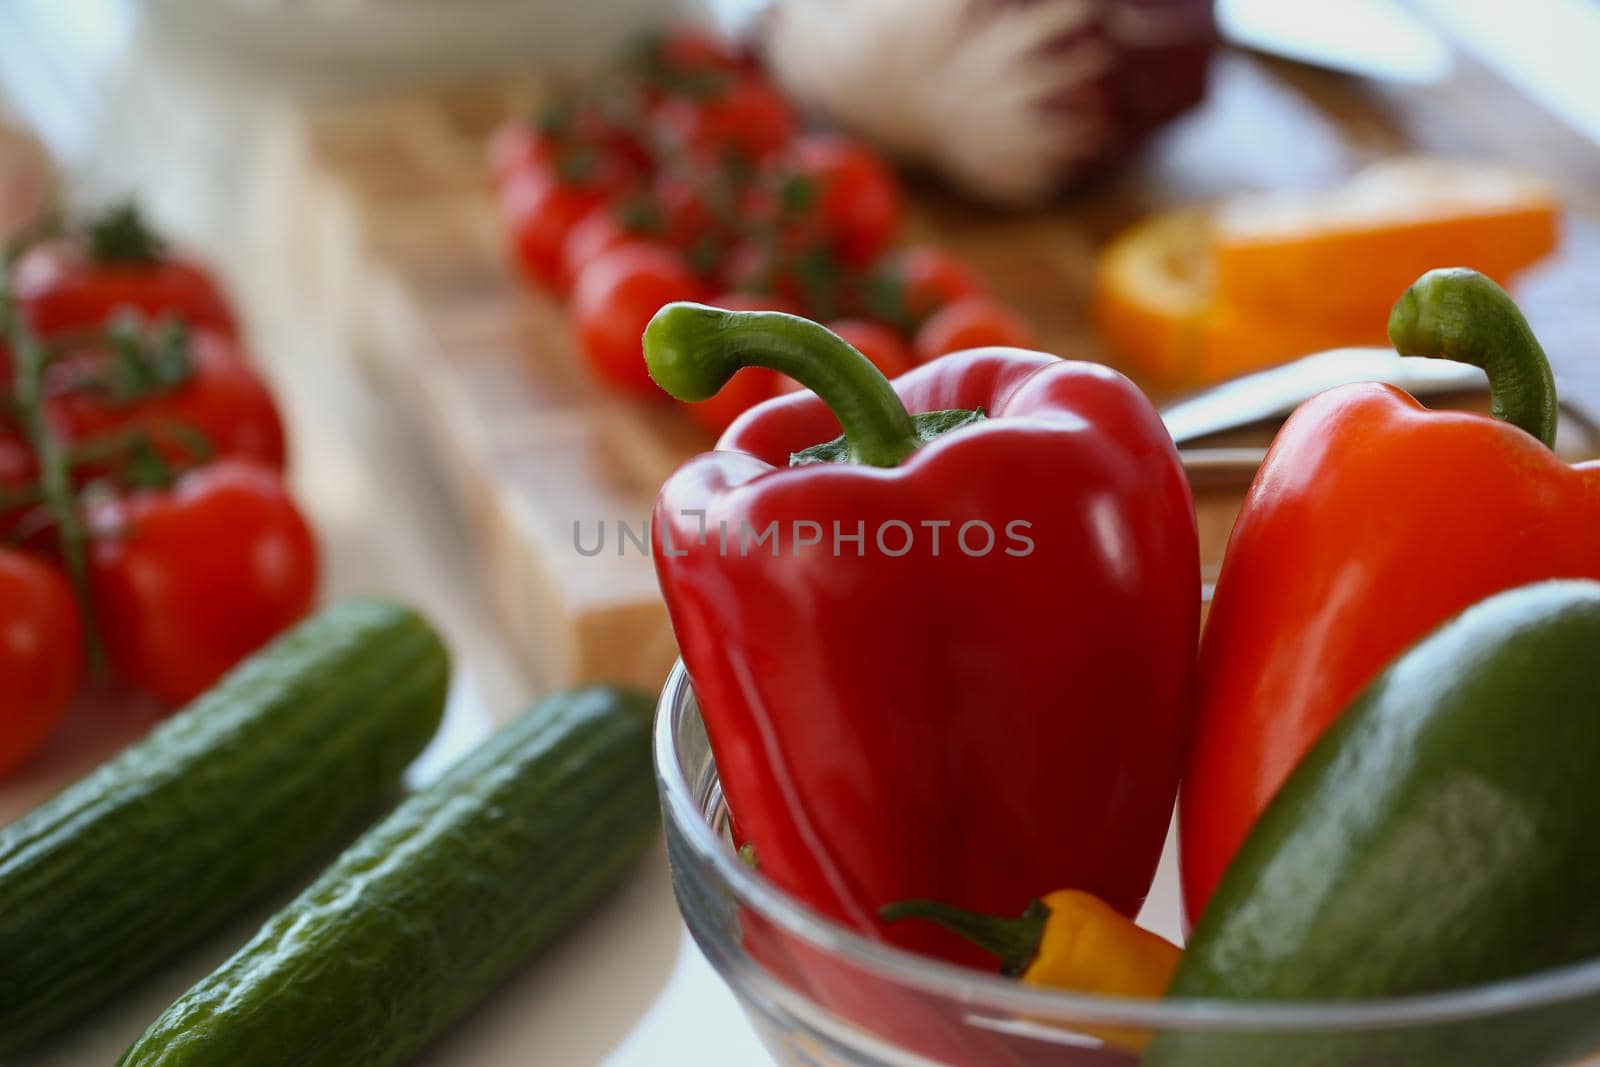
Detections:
[1387, 268, 1558, 449]
[880, 898, 1049, 977]
[644, 303, 921, 467]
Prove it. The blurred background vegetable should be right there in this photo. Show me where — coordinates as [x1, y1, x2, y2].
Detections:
[761, 0, 1216, 205]
[1097, 159, 1560, 388]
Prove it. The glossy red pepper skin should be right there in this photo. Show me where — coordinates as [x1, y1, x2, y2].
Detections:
[653, 349, 1199, 965]
[1181, 383, 1600, 922]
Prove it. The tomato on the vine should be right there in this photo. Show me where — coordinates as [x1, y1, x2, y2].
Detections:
[488, 119, 555, 189]
[0, 430, 35, 523]
[685, 293, 803, 436]
[48, 327, 286, 475]
[781, 135, 903, 267]
[722, 238, 848, 319]
[649, 27, 747, 80]
[653, 166, 728, 260]
[560, 207, 640, 293]
[654, 76, 797, 163]
[10, 205, 237, 338]
[88, 461, 319, 706]
[501, 168, 617, 291]
[913, 296, 1038, 361]
[0, 432, 51, 551]
[0, 548, 84, 777]
[871, 246, 988, 328]
[572, 242, 704, 396]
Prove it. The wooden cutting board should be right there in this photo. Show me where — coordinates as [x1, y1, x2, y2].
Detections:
[274, 48, 1600, 691]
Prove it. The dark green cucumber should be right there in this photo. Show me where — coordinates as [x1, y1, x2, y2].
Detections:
[0, 599, 449, 1058]
[1149, 580, 1600, 1067]
[119, 686, 658, 1067]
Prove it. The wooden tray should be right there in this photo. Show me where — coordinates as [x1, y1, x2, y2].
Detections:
[275, 49, 1600, 690]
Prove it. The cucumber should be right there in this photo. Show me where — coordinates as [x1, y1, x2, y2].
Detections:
[0, 598, 449, 1058]
[1148, 580, 1600, 1067]
[119, 686, 658, 1067]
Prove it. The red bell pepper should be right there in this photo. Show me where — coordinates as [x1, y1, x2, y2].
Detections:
[1181, 269, 1600, 921]
[645, 303, 1198, 966]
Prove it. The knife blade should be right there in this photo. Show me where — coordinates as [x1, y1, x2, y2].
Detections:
[1161, 347, 1485, 445]
[1218, 0, 1454, 85]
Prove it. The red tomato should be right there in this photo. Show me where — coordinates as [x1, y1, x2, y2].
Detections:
[0, 549, 84, 778]
[652, 27, 746, 78]
[782, 135, 903, 267]
[11, 235, 237, 339]
[686, 293, 803, 435]
[0, 432, 47, 547]
[0, 431, 35, 510]
[878, 246, 987, 326]
[572, 243, 705, 396]
[501, 168, 613, 290]
[825, 318, 915, 379]
[913, 296, 1038, 361]
[48, 328, 286, 474]
[653, 167, 723, 257]
[721, 241, 782, 300]
[560, 207, 639, 293]
[654, 77, 797, 163]
[488, 119, 553, 188]
[722, 238, 849, 317]
[88, 461, 319, 705]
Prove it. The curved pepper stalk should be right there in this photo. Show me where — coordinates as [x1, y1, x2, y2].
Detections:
[644, 302, 926, 467]
[1388, 267, 1558, 449]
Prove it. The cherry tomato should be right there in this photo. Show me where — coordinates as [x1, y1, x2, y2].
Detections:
[653, 167, 724, 258]
[686, 293, 803, 435]
[88, 461, 319, 706]
[721, 241, 781, 299]
[48, 328, 286, 475]
[652, 27, 746, 79]
[572, 243, 704, 396]
[913, 296, 1039, 362]
[876, 246, 987, 327]
[501, 168, 613, 291]
[0, 431, 44, 545]
[722, 238, 848, 318]
[560, 207, 639, 293]
[12, 231, 237, 339]
[654, 76, 797, 163]
[782, 135, 903, 267]
[0, 549, 84, 778]
[488, 119, 554, 189]
[826, 318, 915, 379]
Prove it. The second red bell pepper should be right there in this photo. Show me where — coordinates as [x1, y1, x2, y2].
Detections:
[645, 303, 1198, 966]
[1181, 269, 1600, 922]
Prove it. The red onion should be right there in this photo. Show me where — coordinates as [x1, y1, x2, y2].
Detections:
[762, 0, 1214, 205]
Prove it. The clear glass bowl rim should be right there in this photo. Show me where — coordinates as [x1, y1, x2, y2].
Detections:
[656, 658, 1600, 1034]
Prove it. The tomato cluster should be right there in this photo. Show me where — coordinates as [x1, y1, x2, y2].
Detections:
[494, 28, 1038, 434]
[0, 205, 318, 777]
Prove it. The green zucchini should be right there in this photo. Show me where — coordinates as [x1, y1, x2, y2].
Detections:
[119, 686, 658, 1067]
[1148, 580, 1600, 1067]
[0, 598, 450, 1058]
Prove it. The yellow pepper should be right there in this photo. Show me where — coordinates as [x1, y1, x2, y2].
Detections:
[882, 889, 1180, 1052]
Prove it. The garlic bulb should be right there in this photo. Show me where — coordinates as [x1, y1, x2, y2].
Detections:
[761, 0, 1214, 206]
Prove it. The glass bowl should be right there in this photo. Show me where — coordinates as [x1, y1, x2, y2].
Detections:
[655, 660, 1600, 1067]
